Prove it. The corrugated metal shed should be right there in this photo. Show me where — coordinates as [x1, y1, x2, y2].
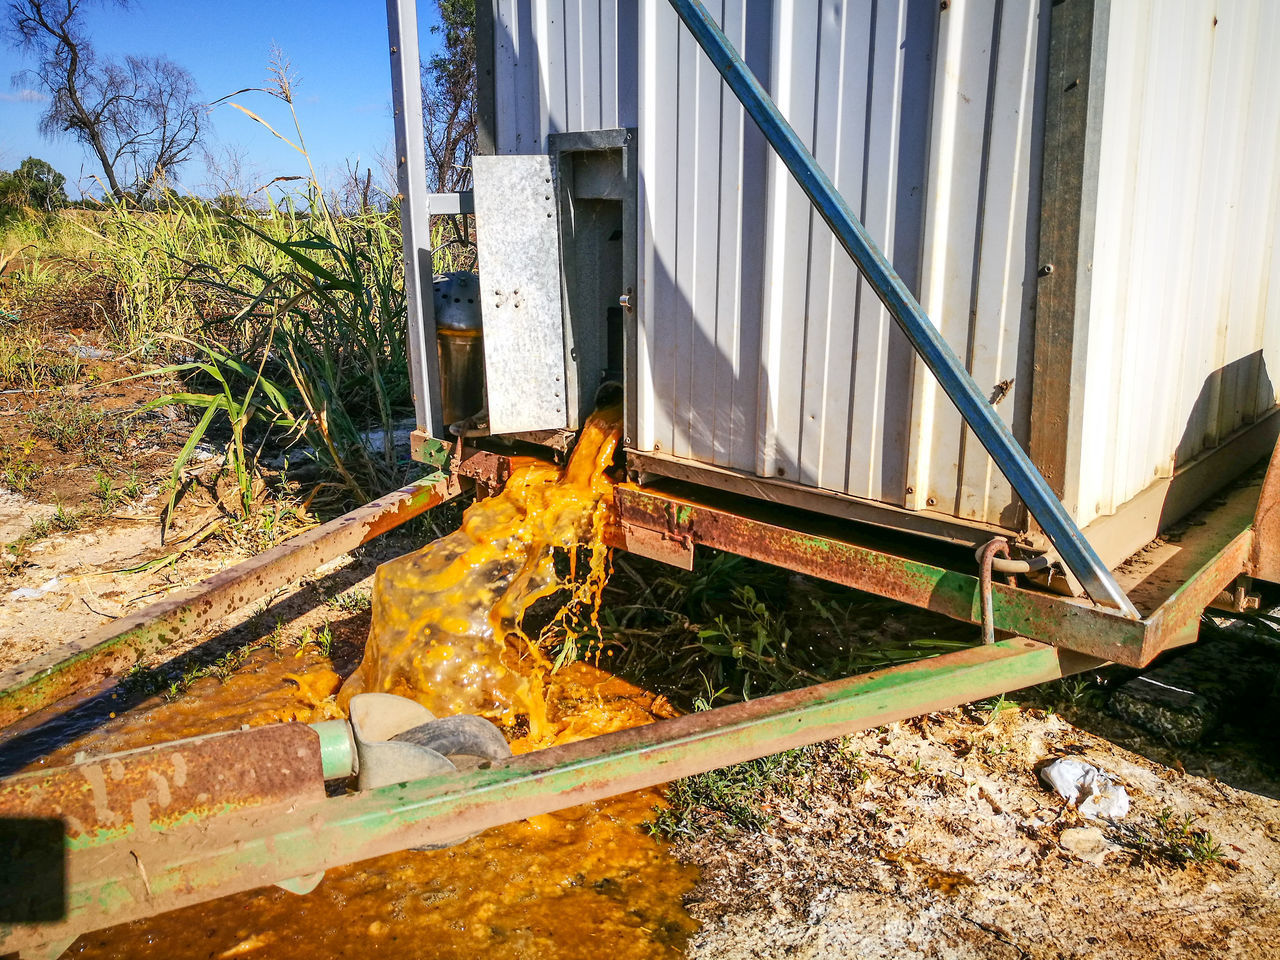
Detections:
[491, 0, 637, 154]
[1067, 0, 1280, 528]
[634, 0, 1047, 530]
[481, 0, 1280, 549]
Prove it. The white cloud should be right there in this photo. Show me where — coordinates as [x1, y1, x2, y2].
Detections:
[0, 89, 48, 104]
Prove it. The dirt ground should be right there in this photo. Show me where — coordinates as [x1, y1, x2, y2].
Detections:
[6, 496, 1279, 958]
[0, 338, 243, 672]
[677, 704, 1280, 959]
[1, 336, 1278, 958]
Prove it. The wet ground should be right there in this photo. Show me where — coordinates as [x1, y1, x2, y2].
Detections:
[43, 648, 698, 960]
[2, 331, 1278, 957]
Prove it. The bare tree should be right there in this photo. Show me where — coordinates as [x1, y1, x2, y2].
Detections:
[201, 141, 262, 212]
[6, 0, 205, 199]
[421, 0, 475, 194]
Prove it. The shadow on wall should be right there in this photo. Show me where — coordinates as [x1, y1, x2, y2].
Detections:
[1159, 348, 1277, 532]
[1175, 349, 1276, 468]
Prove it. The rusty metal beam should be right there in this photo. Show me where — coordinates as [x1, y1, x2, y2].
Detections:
[0, 638, 1095, 954]
[1250, 435, 1280, 583]
[614, 482, 1150, 663]
[611, 480, 1260, 668]
[0, 472, 466, 729]
[0, 724, 324, 842]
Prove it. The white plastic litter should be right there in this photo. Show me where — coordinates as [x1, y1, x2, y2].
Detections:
[1039, 757, 1130, 820]
[67, 344, 111, 360]
[7, 576, 62, 601]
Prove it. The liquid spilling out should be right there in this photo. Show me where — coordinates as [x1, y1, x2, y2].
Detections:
[57, 406, 700, 959]
[338, 406, 625, 747]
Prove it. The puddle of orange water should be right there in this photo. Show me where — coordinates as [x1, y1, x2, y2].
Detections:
[55, 405, 700, 959]
[68, 791, 694, 960]
[58, 653, 697, 960]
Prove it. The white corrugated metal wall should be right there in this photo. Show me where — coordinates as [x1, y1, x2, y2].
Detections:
[636, 0, 1048, 529]
[491, 0, 637, 153]
[1068, 0, 1280, 528]
[487, 0, 1280, 537]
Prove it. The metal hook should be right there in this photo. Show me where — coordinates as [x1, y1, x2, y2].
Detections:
[978, 537, 1012, 645]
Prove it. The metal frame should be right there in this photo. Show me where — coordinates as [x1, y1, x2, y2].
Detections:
[606, 471, 1262, 668]
[387, 0, 443, 439]
[628, 449, 1046, 550]
[3, 430, 1273, 949]
[1029, 0, 1107, 501]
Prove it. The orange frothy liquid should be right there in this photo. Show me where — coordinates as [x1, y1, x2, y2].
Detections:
[338, 406, 623, 747]
[58, 655, 697, 960]
[50, 405, 701, 958]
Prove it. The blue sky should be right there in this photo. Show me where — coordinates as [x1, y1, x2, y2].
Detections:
[0, 0, 447, 197]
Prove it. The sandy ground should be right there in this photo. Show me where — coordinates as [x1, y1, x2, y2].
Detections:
[678, 705, 1280, 959]
[0, 485, 225, 671]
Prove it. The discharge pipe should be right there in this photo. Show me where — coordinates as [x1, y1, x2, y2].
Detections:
[664, 0, 1139, 619]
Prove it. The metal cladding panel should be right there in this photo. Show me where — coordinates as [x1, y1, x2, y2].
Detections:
[1071, 0, 1280, 527]
[636, 0, 771, 471]
[637, 0, 1047, 530]
[491, 0, 638, 154]
[486, 0, 1280, 541]
[473, 155, 569, 432]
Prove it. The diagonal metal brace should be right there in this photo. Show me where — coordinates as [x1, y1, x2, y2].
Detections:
[664, 0, 1139, 618]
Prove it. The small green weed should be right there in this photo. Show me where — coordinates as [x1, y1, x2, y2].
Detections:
[1153, 808, 1226, 864]
[0, 437, 39, 493]
[118, 661, 171, 700]
[91, 471, 127, 510]
[295, 623, 335, 658]
[27, 397, 136, 467]
[0, 321, 83, 390]
[328, 589, 372, 613]
[50, 501, 81, 532]
[1115, 808, 1228, 867]
[977, 693, 1018, 720]
[648, 746, 821, 838]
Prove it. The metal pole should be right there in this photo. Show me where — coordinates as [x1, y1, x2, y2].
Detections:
[387, 0, 445, 438]
[664, 0, 1139, 618]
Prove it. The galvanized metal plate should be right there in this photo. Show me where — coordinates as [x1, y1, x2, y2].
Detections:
[473, 154, 569, 434]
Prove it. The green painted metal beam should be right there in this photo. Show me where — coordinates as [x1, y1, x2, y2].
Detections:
[2, 638, 1097, 954]
[613, 483, 1258, 667]
[614, 484, 1150, 663]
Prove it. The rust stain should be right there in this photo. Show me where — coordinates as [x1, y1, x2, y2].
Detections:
[0, 724, 325, 839]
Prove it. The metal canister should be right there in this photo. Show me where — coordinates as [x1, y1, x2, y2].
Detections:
[433, 271, 485, 428]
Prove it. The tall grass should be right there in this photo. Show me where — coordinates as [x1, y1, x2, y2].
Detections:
[1, 200, 304, 345]
[84, 197, 303, 345]
[0, 53, 475, 526]
[148, 210, 413, 516]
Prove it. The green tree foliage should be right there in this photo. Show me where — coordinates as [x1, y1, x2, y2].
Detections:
[0, 156, 68, 216]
